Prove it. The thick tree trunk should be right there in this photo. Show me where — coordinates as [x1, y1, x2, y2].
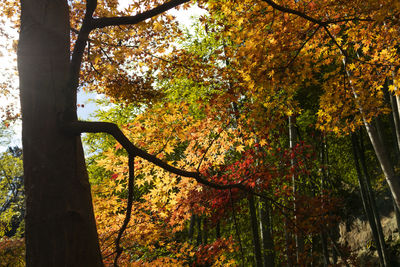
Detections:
[18, 1, 102, 266]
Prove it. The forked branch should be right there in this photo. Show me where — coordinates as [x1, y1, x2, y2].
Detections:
[70, 0, 191, 90]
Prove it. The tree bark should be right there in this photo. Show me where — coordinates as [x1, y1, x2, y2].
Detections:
[389, 93, 400, 155]
[260, 199, 275, 267]
[216, 221, 221, 239]
[18, 1, 102, 265]
[358, 132, 390, 267]
[351, 133, 387, 267]
[189, 214, 195, 241]
[196, 216, 202, 246]
[343, 57, 400, 211]
[320, 136, 330, 267]
[289, 116, 304, 263]
[248, 195, 263, 267]
[203, 218, 208, 244]
[387, 91, 400, 231]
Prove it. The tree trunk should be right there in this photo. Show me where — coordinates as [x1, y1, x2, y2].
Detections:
[196, 216, 202, 246]
[248, 195, 263, 267]
[358, 132, 390, 266]
[387, 92, 400, 231]
[216, 221, 221, 239]
[203, 218, 208, 244]
[284, 217, 293, 267]
[260, 199, 275, 267]
[320, 232, 329, 267]
[18, 1, 102, 265]
[389, 93, 400, 155]
[189, 214, 195, 241]
[320, 136, 330, 267]
[342, 56, 400, 211]
[351, 133, 386, 267]
[289, 116, 304, 263]
[366, 119, 400, 210]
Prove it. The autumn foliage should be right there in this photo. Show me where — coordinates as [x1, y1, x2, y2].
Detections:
[3, 0, 400, 266]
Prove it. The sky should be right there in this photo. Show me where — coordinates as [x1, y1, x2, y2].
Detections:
[0, 1, 205, 151]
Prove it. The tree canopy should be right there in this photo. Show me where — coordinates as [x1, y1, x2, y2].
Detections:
[2, 0, 400, 266]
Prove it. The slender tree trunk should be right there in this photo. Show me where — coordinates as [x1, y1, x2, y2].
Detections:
[260, 199, 275, 267]
[366, 113, 400, 210]
[320, 232, 329, 267]
[203, 218, 208, 244]
[358, 132, 391, 266]
[387, 91, 400, 230]
[248, 195, 263, 267]
[393, 198, 400, 233]
[18, 1, 103, 266]
[343, 57, 400, 211]
[284, 212, 293, 267]
[389, 93, 400, 155]
[320, 136, 330, 267]
[351, 134, 386, 267]
[289, 116, 304, 263]
[189, 214, 195, 241]
[196, 216, 202, 246]
[216, 221, 221, 239]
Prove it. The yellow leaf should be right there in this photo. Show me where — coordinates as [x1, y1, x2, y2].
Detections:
[236, 145, 245, 153]
[165, 144, 174, 154]
[153, 21, 163, 31]
[259, 139, 267, 147]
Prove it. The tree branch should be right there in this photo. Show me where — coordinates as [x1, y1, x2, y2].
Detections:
[63, 120, 293, 209]
[260, 0, 372, 26]
[113, 155, 135, 267]
[285, 24, 321, 68]
[261, 0, 326, 26]
[63, 121, 247, 190]
[70, 0, 98, 90]
[91, 0, 190, 29]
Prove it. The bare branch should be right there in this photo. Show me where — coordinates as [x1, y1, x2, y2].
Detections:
[91, 0, 190, 29]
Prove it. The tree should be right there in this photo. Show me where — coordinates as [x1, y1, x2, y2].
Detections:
[0, 147, 24, 238]
[0, 147, 24, 266]
[16, 0, 197, 265]
[7, 0, 400, 265]
[16, 0, 259, 265]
